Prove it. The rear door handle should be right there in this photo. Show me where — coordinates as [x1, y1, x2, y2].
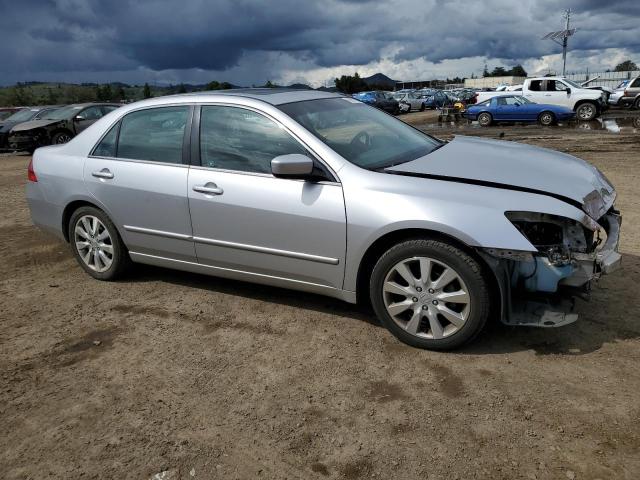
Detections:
[193, 182, 223, 195]
[91, 168, 114, 179]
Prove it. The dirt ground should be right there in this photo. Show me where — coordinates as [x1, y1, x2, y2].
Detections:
[1, 113, 640, 480]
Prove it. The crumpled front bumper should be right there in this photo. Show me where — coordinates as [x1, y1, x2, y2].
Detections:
[482, 211, 622, 328]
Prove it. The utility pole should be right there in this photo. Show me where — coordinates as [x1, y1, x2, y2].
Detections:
[542, 9, 576, 76]
[561, 9, 571, 76]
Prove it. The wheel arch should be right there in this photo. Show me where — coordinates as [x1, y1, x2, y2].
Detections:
[354, 228, 503, 320]
[62, 198, 125, 245]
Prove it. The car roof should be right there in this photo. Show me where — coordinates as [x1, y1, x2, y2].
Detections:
[176, 88, 343, 106]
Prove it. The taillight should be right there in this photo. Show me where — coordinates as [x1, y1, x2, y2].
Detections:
[27, 158, 37, 182]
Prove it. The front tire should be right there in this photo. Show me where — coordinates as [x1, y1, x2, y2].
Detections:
[420, 103, 426, 112]
[68, 206, 130, 281]
[538, 111, 556, 126]
[370, 239, 490, 350]
[634, 97, 640, 110]
[477, 112, 493, 127]
[51, 131, 73, 145]
[575, 102, 598, 121]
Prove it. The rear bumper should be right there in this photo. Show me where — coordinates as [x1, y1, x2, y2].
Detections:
[26, 181, 65, 240]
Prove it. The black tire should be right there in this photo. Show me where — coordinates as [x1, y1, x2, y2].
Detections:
[68, 206, 130, 281]
[420, 103, 426, 112]
[370, 239, 490, 350]
[51, 130, 73, 145]
[634, 97, 640, 110]
[538, 111, 556, 126]
[575, 102, 598, 121]
[477, 112, 493, 127]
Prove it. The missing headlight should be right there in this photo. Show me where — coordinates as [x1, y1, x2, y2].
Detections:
[505, 212, 593, 265]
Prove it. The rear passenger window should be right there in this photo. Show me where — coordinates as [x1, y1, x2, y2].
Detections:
[529, 80, 542, 91]
[93, 124, 118, 157]
[117, 106, 188, 164]
[199, 106, 307, 174]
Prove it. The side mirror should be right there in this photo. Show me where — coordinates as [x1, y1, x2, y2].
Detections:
[74, 114, 86, 121]
[566, 88, 571, 94]
[271, 154, 314, 178]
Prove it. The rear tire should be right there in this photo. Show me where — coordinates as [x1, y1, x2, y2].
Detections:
[477, 112, 493, 127]
[634, 97, 640, 110]
[370, 239, 490, 350]
[538, 111, 556, 126]
[68, 206, 130, 281]
[575, 102, 598, 121]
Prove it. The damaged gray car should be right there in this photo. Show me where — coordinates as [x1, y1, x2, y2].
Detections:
[26, 90, 621, 350]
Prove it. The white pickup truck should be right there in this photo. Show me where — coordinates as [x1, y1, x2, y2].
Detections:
[475, 77, 607, 121]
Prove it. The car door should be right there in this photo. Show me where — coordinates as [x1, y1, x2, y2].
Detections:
[541, 80, 572, 108]
[74, 106, 105, 134]
[188, 104, 346, 291]
[85, 105, 196, 262]
[494, 97, 510, 120]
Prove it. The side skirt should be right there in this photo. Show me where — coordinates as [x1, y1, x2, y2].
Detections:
[129, 251, 357, 304]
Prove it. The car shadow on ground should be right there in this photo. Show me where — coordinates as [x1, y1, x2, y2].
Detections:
[126, 252, 640, 356]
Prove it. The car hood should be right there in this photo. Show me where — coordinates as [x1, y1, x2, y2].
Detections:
[10, 119, 62, 132]
[386, 136, 615, 218]
[0, 121, 21, 133]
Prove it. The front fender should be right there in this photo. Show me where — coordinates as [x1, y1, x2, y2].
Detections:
[340, 165, 590, 291]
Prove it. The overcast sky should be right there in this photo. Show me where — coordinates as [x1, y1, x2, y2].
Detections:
[1, 0, 638, 87]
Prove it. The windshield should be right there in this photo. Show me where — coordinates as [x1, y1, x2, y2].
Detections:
[562, 79, 582, 89]
[513, 96, 533, 104]
[4, 109, 37, 122]
[279, 97, 442, 170]
[7, 108, 38, 122]
[43, 105, 83, 120]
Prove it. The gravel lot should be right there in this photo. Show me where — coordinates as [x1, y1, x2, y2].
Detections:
[1, 114, 639, 479]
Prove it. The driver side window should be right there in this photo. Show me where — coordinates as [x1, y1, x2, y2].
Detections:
[80, 106, 104, 120]
[199, 106, 308, 174]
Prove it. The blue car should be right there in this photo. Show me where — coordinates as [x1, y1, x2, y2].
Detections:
[465, 95, 575, 126]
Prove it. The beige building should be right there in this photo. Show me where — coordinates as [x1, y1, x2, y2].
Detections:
[464, 76, 526, 89]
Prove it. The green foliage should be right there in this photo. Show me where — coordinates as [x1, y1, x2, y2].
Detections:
[614, 60, 638, 72]
[483, 64, 528, 77]
[334, 72, 368, 94]
[177, 84, 187, 93]
[205, 81, 232, 90]
[143, 83, 152, 99]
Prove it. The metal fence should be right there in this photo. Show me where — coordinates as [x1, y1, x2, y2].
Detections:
[564, 70, 639, 89]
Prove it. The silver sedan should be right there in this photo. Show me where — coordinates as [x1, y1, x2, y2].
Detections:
[26, 89, 621, 350]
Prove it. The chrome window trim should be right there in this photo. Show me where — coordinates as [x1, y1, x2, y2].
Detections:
[87, 155, 190, 168]
[123, 225, 339, 265]
[89, 103, 196, 162]
[188, 164, 341, 186]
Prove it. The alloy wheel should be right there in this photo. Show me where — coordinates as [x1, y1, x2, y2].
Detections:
[74, 215, 114, 272]
[55, 133, 72, 144]
[382, 256, 471, 339]
[577, 104, 595, 120]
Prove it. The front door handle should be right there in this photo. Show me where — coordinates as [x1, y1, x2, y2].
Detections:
[92, 168, 114, 179]
[193, 182, 224, 195]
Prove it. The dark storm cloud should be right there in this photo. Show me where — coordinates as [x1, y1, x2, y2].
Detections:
[0, 0, 638, 84]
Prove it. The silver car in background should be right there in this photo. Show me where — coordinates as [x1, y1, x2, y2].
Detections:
[26, 89, 621, 350]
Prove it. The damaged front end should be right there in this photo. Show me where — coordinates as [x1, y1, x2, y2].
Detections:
[479, 204, 621, 328]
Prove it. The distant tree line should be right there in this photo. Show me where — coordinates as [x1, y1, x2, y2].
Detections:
[482, 64, 528, 77]
[0, 79, 238, 106]
[333, 73, 395, 94]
